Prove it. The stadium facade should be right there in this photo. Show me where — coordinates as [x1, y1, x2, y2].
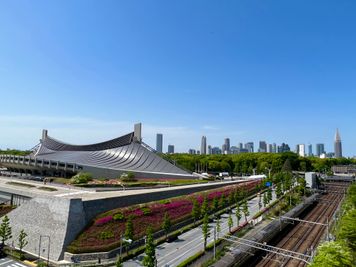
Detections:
[0, 123, 195, 179]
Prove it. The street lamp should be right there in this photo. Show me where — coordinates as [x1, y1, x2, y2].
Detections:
[265, 167, 272, 180]
[119, 234, 132, 260]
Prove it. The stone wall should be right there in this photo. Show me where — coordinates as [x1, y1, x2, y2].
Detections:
[7, 197, 87, 261]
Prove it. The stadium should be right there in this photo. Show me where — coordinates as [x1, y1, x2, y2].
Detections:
[0, 123, 196, 179]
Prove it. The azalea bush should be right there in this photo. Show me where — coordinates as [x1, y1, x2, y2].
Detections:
[67, 180, 261, 253]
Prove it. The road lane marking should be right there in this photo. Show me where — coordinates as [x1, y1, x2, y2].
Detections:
[0, 260, 12, 266]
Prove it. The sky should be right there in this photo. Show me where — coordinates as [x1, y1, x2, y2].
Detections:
[0, 1, 355, 156]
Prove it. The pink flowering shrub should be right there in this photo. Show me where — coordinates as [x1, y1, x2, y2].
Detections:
[69, 179, 262, 253]
[94, 216, 113, 226]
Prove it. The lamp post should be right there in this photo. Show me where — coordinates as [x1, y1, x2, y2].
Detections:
[119, 235, 132, 260]
[265, 167, 272, 180]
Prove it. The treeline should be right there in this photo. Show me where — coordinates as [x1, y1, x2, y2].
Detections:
[0, 149, 31, 156]
[165, 152, 356, 174]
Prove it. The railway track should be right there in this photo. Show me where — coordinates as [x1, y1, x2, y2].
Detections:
[255, 182, 347, 267]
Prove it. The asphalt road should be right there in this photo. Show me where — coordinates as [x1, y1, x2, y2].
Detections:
[0, 257, 29, 267]
[124, 191, 276, 267]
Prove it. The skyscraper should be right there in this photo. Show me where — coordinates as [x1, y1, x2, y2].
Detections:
[224, 138, 230, 154]
[201, 136, 207, 155]
[168, 145, 174, 154]
[212, 147, 222, 154]
[297, 144, 305, 157]
[334, 129, 342, 158]
[308, 144, 313, 156]
[259, 141, 267, 152]
[156, 133, 163, 153]
[208, 145, 212, 155]
[272, 143, 277, 153]
[316, 143, 325, 157]
[188, 149, 196, 154]
[245, 142, 254, 153]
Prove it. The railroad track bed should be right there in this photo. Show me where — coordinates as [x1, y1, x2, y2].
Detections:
[255, 182, 347, 267]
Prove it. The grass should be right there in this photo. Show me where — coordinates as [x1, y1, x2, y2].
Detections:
[51, 177, 71, 184]
[37, 186, 58, 192]
[6, 181, 36, 188]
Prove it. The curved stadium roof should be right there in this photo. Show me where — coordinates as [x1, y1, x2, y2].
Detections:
[29, 130, 193, 178]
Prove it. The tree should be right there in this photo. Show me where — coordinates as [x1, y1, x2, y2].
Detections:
[220, 194, 227, 208]
[228, 213, 233, 233]
[267, 187, 273, 202]
[142, 226, 156, 267]
[125, 215, 134, 242]
[0, 215, 12, 245]
[115, 256, 123, 267]
[212, 197, 219, 212]
[201, 197, 208, 217]
[216, 217, 221, 239]
[263, 193, 268, 207]
[120, 172, 136, 182]
[191, 199, 201, 225]
[275, 183, 282, 198]
[309, 241, 353, 267]
[242, 200, 249, 222]
[70, 172, 93, 184]
[202, 213, 210, 250]
[337, 209, 356, 251]
[228, 191, 235, 205]
[18, 229, 28, 254]
[162, 212, 171, 240]
[281, 159, 292, 173]
[235, 204, 242, 226]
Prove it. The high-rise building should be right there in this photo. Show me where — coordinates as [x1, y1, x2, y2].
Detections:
[268, 144, 273, 153]
[308, 144, 313, 156]
[156, 133, 163, 153]
[245, 142, 254, 153]
[224, 138, 230, 154]
[238, 143, 243, 150]
[168, 145, 174, 154]
[212, 147, 222, 154]
[231, 146, 239, 154]
[188, 149, 196, 154]
[201, 136, 207, 155]
[272, 143, 277, 153]
[278, 143, 290, 153]
[259, 141, 267, 152]
[316, 143, 325, 157]
[297, 144, 305, 157]
[208, 145, 212, 155]
[334, 129, 342, 158]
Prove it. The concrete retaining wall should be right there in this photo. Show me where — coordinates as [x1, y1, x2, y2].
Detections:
[6, 180, 246, 262]
[7, 197, 87, 261]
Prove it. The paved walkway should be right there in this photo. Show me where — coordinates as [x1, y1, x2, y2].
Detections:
[124, 191, 276, 267]
[0, 257, 30, 267]
[0, 176, 247, 201]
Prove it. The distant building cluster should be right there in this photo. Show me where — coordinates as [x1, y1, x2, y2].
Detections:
[155, 129, 343, 158]
[188, 137, 291, 155]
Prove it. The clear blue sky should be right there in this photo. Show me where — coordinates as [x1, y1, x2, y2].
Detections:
[0, 1, 355, 156]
